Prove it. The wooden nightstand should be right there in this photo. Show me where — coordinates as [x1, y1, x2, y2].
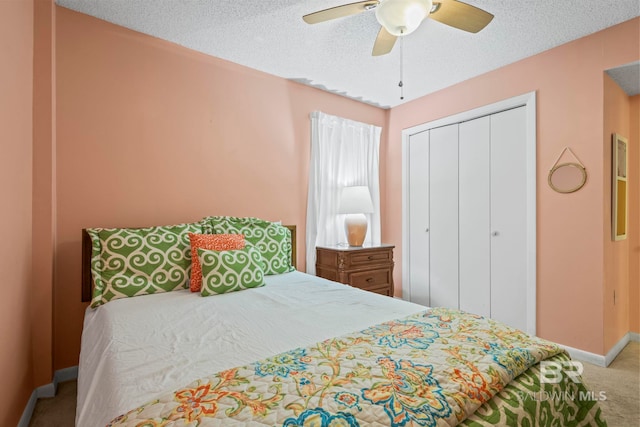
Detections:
[315, 245, 395, 296]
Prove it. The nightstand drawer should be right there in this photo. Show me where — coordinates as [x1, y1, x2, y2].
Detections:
[349, 268, 391, 289]
[315, 244, 395, 297]
[350, 250, 392, 266]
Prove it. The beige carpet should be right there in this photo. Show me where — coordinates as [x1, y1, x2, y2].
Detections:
[29, 342, 640, 426]
[29, 379, 75, 427]
[580, 341, 640, 426]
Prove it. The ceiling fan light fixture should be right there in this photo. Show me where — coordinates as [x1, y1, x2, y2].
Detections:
[375, 0, 432, 36]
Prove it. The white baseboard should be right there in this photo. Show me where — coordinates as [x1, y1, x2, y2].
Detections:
[561, 332, 635, 368]
[54, 365, 79, 384]
[604, 333, 631, 367]
[36, 382, 56, 399]
[560, 344, 607, 367]
[18, 365, 78, 427]
[17, 390, 38, 427]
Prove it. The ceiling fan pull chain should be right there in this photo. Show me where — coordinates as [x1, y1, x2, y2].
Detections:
[399, 30, 404, 100]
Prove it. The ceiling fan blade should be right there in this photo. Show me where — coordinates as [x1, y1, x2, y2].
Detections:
[430, 0, 494, 33]
[372, 26, 397, 56]
[303, 1, 379, 24]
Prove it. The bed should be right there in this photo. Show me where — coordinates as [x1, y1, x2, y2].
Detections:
[77, 219, 606, 426]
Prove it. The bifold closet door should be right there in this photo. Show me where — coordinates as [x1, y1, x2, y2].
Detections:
[429, 124, 459, 309]
[407, 131, 430, 306]
[458, 116, 491, 318]
[490, 107, 527, 331]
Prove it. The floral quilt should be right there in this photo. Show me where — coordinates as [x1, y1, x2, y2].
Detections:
[107, 308, 602, 426]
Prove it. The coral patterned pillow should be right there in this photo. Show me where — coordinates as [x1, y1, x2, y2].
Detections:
[188, 233, 245, 292]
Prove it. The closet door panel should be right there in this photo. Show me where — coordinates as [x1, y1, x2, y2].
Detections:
[408, 131, 430, 306]
[459, 117, 491, 317]
[429, 124, 459, 309]
[490, 107, 528, 331]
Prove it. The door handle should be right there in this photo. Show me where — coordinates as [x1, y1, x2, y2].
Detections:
[492, 231, 499, 237]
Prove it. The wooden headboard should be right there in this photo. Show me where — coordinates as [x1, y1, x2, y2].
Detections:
[81, 225, 297, 302]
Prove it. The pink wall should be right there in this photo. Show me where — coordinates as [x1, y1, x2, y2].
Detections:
[629, 95, 640, 334]
[54, 7, 388, 369]
[386, 18, 639, 355]
[32, 0, 56, 388]
[603, 74, 631, 351]
[44, 8, 640, 374]
[0, 0, 35, 424]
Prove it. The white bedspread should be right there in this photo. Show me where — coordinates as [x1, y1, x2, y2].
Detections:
[76, 271, 425, 426]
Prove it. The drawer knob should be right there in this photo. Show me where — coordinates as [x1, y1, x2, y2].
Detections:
[366, 277, 374, 283]
[367, 255, 374, 260]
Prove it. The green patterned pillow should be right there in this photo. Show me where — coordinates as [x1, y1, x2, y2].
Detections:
[87, 222, 202, 307]
[201, 216, 295, 275]
[198, 246, 266, 296]
[199, 216, 273, 234]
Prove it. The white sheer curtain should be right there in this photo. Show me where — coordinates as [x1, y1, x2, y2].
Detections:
[306, 111, 381, 274]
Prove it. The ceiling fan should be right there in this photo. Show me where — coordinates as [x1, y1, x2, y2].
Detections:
[303, 0, 493, 56]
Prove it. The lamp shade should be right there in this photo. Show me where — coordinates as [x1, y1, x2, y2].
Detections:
[375, 0, 432, 36]
[338, 186, 374, 214]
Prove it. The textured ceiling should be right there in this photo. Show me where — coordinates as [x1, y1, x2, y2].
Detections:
[56, 0, 639, 108]
[607, 61, 640, 96]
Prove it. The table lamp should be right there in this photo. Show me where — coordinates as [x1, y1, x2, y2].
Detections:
[338, 186, 374, 247]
